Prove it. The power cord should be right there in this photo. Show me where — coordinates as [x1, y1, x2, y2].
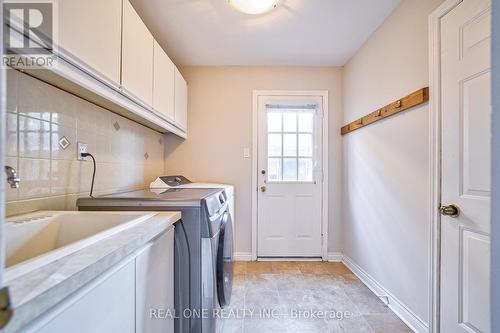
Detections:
[81, 153, 96, 197]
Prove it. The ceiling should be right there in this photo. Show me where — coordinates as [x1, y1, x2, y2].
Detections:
[131, 0, 401, 67]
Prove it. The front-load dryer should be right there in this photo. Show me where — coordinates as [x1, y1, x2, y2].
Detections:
[201, 191, 234, 333]
[77, 188, 234, 333]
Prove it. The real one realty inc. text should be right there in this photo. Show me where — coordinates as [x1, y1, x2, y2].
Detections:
[150, 308, 353, 320]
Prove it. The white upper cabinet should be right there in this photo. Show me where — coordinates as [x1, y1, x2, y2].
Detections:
[121, 0, 154, 106]
[17, 0, 187, 137]
[174, 68, 188, 130]
[153, 41, 175, 121]
[58, 0, 122, 85]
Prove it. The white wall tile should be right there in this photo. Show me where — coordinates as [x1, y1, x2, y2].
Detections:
[51, 123, 77, 160]
[7, 70, 165, 216]
[51, 159, 77, 195]
[6, 112, 18, 157]
[76, 128, 96, 154]
[18, 116, 51, 159]
[5, 156, 19, 202]
[71, 159, 94, 195]
[6, 68, 18, 113]
[18, 158, 51, 199]
[50, 90, 78, 128]
[18, 73, 53, 121]
[76, 99, 97, 134]
[95, 134, 112, 163]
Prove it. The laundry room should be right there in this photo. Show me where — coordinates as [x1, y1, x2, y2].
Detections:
[0, 0, 498, 332]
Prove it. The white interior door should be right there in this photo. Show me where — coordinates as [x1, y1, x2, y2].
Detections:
[257, 95, 323, 257]
[440, 1, 491, 332]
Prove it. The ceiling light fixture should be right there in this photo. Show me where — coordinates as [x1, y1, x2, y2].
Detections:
[227, 0, 280, 15]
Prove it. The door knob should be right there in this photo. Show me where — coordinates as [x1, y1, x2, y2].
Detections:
[261, 170, 266, 175]
[440, 204, 460, 218]
[260, 186, 266, 193]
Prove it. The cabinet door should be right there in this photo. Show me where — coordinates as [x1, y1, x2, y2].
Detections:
[153, 41, 175, 120]
[29, 260, 135, 333]
[136, 227, 175, 333]
[58, 0, 122, 84]
[174, 68, 188, 131]
[122, 0, 154, 106]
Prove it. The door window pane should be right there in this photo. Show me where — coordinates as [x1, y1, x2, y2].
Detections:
[283, 112, 297, 132]
[298, 134, 313, 157]
[298, 112, 314, 132]
[268, 158, 282, 181]
[283, 158, 297, 181]
[298, 158, 313, 181]
[266, 106, 316, 182]
[283, 134, 297, 156]
[268, 112, 282, 132]
[268, 134, 282, 156]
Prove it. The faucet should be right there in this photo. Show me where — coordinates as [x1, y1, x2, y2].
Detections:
[4, 166, 20, 189]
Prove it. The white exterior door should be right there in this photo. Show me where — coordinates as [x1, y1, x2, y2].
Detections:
[257, 95, 323, 257]
[440, 1, 491, 332]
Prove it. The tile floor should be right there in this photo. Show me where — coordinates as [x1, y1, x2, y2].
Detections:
[221, 261, 412, 333]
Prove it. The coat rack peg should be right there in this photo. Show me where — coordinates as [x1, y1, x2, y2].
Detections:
[340, 87, 429, 135]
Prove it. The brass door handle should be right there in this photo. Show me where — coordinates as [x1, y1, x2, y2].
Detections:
[260, 186, 266, 193]
[440, 204, 460, 218]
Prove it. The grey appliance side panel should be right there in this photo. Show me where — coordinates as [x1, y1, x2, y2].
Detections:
[174, 220, 190, 333]
[180, 208, 203, 333]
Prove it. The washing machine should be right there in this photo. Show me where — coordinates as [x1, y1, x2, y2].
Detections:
[150, 176, 234, 226]
[77, 187, 234, 333]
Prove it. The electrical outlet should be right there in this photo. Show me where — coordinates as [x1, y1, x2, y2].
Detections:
[77, 142, 88, 160]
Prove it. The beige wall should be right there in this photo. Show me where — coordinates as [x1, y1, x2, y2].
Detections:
[342, 0, 444, 326]
[164, 67, 343, 254]
[5, 70, 164, 216]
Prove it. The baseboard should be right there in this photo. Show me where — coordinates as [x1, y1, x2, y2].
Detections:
[257, 257, 322, 262]
[342, 255, 429, 333]
[327, 252, 343, 262]
[233, 252, 253, 261]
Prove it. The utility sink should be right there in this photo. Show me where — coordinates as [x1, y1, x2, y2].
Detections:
[5, 211, 156, 280]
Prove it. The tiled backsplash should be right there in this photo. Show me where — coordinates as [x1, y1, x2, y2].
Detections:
[5, 69, 165, 216]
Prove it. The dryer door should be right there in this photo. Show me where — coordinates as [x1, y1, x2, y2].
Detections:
[216, 211, 234, 307]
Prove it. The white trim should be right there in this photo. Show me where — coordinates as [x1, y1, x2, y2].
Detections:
[428, 1, 463, 332]
[251, 90, 330, 261]
[233, 252, 253, 261]
[251, 92, 258, 261]
[0, 0, 5, 286]
[257, 257, 322, 262]
[327, 252, 343, 262]
[342, 255, 429, 333]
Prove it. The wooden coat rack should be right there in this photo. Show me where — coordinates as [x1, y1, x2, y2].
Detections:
[341, 87, 429, 135]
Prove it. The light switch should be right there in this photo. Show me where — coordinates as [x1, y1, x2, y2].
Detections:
[243, 148, 250, 158]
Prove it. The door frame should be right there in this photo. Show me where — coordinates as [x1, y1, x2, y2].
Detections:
[0, 0, 5, 286]
[251, 90, 329, 261]
[429, 1, 465, 332]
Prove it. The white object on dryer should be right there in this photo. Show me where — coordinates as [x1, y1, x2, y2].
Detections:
[150, 176, 235, 223]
